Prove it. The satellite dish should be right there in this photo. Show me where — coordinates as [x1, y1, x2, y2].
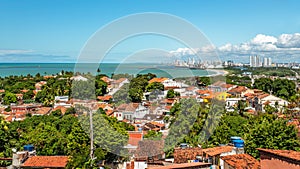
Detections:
[12, 148, 17, 153]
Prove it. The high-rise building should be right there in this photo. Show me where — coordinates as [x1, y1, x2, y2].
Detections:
[263, 57, 272, 67]
[250, 55, 260, 67]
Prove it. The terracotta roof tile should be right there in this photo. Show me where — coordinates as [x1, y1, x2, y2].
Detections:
[174, 147, 203, 163]
[196, 90, 212, 95]
[228, 86, 247, 94]
[135, 140, 164, 159]
[202, 146, 233, 156]
[165, 105, 172, 111]
[35, 107, 52, 115]
[53, 106, 67, 115]
[100, 76, 112, 83]
[148, 162, 211, 169]
[150, 122, 165, 128]
[22, 156, 69, 168]
[149, 77, 168, 83]
[163, 99, 176, 104]
[221, 154, 260, 169]
[257, 148, 300, 161]
[128, 131, 143, 147]
[97, 95, 112, 101]
[257, 93, 269, 99]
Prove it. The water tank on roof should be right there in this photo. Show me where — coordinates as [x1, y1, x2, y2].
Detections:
[230, 136, 241, 143]
[138, 128, 142, 131]
[180, 143, 188, 149]
[233, 139, 244, 148]
[24, 144, 34, 152]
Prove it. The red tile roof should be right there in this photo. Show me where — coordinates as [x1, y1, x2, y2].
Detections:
[257, 93, 269, 99]
[128, 131, 143, 147]
[147, 162, 211, 169]
[53, 106, 67, 115]
[165, 105, 172, 111]
[221, 83, 234, 89]
[5, 115, 13, 122]
[163, 99, 176, 104]
[228, 86, 247, 94]
[97, 95, 112, 101]
[20, 89, 29, 93]
[221, 154, 260, 169]
[22, 156, 69, 168]
[174, 147, 203, 163]
[117, 103, 139, 112]
[35, 107, 52, 115]
[150, 121, 165, 128]
[257, 148, 300, 161]
[100, 76, 111, 83]
[202, 146, 233, 156]
[149, 77, 168, 83]
[196, 89, 212, 95]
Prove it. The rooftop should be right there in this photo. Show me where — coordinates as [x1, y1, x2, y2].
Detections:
[149, 77, 168, 83]
[257, 148, 300, 162]
[202, 146, 234, 156]
[128, 131, 143, 147]
[97, 95, 112, 101]
[173, 147, 203, 163]
[221, 154, 260, 169]
[22, 156, 69, 168]
[147, 162, 211, 169]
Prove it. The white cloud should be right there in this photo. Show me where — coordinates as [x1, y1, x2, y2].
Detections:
[276, 33, 300, 48]
[250, 34, 277, 45]
[169, 33, 300, 63]
[0, 49, 33, 56]
[169, 47, 199, 57]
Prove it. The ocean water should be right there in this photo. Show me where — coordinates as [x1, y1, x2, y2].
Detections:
[0, 63, 216, 78]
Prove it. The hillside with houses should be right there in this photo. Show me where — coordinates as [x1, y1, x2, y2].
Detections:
[0, 72, 299, 169]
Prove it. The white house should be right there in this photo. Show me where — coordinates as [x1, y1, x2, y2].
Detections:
[260, 94, 289, 109]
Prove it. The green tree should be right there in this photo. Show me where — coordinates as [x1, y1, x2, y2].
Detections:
[3, 92, 17, 105]
[146, 82, 164, 92]
[264, 104, 278, 114]
[144, 130, 162, 140]
[128, 88, 143, 102]
[244, 115, 300, 158]
[166, 89, 180, 98]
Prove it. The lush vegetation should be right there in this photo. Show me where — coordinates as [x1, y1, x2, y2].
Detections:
[163, 98, 299, 159]
[224, 67, 296, 77]
[128, 73, 156, 102]
[0, 72, 108, 106]
[254, 78, 296, 100]
[226, 75, 252, 87]
[205, 112, 300, 158]
[0, 110, 134, 168]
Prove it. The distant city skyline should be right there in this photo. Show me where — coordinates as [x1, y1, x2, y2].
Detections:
[1, 0, 300, 63]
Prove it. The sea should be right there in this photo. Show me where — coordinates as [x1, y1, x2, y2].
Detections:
[0, 63, 217, 78]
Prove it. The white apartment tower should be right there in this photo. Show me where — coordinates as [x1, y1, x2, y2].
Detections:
[250, 55, 260, 67]
[263, 57, 272, 67]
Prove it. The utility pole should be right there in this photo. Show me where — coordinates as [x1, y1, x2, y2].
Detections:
[89, 108, 94, 162]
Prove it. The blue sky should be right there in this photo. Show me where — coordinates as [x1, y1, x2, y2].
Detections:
[1, 0, 300, 63]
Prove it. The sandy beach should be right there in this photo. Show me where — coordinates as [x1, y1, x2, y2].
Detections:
[206, 69, 229, 76]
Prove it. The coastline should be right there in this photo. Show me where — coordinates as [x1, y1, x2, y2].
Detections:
[206, 69, 229, 77]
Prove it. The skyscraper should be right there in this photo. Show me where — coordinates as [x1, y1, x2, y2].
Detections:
[250, 55, 260, 67]
[263, 57, 272, 67]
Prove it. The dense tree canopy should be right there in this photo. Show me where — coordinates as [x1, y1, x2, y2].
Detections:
[0, 111, 134, 168]
[254, 78, 296, 100]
